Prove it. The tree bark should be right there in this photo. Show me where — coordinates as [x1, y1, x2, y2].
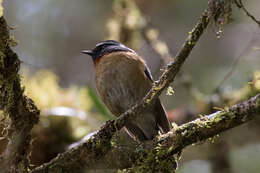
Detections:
[0, 17, 40, 173]
[31, 94, 260, 172]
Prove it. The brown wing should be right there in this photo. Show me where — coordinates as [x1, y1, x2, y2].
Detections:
[142, 60, 172, 133]
[95, 51, 171, 140]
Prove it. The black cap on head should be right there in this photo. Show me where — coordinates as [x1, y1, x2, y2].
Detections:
[81, 40, 135, 61]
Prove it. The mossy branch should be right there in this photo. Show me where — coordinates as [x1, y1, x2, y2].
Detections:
[0, 17, 39, 173]
[31, 93, 260, 172]
[0, 0, 255, 172]
[125, 93, 260, 172]
[30, 0, 235, 172]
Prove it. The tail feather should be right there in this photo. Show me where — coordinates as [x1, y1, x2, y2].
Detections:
[125, 111, 160, 141]
[154, 99, 172, 133]
[124, 99, 171, 141]
[124, 122, 148, 141]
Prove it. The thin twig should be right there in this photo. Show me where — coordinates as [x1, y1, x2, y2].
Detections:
[142, 25, 174, 63]
[213, 37, 254, 93]
[235, 0, 260, 27]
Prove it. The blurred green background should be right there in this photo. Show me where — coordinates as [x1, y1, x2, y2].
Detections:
[1, 0, 260, 172]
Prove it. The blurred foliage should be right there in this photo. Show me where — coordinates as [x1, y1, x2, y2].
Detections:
[16, 69, 109, 165]
[88, 87, 112, 120]
[30, 115, 75, 165]
[1, 69, 113, 164]
[0, 0, 3, 17]
[231, 70, 260, 102]
[107, 0, 144, 49]
[22, 69, 93, 110]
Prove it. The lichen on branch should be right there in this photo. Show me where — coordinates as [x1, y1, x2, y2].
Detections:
[30, 0, 245, 172]
[0, 17, 39, 173]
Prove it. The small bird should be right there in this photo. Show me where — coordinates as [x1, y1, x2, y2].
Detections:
[82, 40, 171, 141]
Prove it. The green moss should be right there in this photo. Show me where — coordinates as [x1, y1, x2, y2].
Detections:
[0, 17, 40, 172]
[211, 111, 228, 123]
[129, 144, 177, 173]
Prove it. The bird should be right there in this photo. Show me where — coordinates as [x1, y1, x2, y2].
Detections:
[81, 40, 171, 141]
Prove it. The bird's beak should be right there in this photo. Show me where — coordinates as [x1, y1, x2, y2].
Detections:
[81, 50, 93, 56]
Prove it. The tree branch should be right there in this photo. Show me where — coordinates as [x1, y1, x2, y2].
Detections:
[0, 17, 40, 173]
[0, 0, 258, 172]
[95, 94, 260, 171]
[127, 94, 260, 172]
[235, 0, 260, 27]
[30, 0, 233, 172]
[32, 93, 260, 172]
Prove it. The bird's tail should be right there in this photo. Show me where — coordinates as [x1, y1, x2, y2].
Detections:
[154, 99, 172, 133]
[124, 99, 171, 141]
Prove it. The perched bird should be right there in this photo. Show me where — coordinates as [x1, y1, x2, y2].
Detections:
[82, 40, 171, 141]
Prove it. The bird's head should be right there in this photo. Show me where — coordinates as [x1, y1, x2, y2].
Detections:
[81, 40, 135, 63]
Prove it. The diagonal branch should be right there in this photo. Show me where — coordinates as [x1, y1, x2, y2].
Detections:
[30, 0, 228, 172]
[126, 93, 260, 172]
[32, 94, 260, 172]
[234, 0, 260, 27]
[161, 93, 260, 155]
[95, 93, 260, 171]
